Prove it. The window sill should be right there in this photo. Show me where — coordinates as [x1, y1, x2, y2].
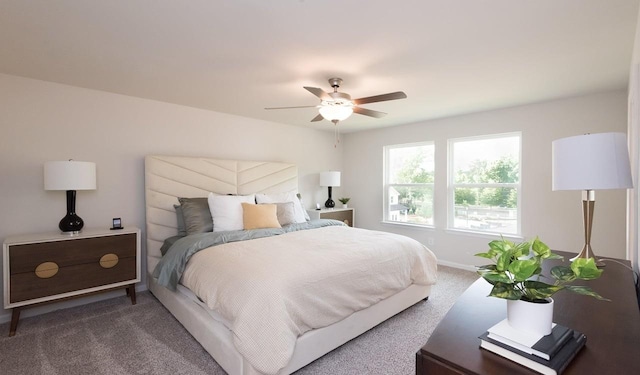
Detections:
[444, 228, 523, 240]
[380, 221, 435, 230]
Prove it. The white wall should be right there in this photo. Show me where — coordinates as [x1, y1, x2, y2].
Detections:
[628, 7, 640, 274]
[0, 73, 344, 322]
[342, 91, 629, 268]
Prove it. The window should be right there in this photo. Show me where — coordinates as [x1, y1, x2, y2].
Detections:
[384, 142, 435, 226]
[449, 133, 521, 235]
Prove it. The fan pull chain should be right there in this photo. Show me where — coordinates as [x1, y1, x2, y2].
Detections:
[332, 120, 340, 148]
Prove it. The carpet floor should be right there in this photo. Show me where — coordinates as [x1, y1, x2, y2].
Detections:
[0, 266, 478, 375]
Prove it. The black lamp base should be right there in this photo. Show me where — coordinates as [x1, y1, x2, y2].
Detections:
[59, 213, 84, 233]
[324, 186, 335, 208]
[59, 190, 84, 234]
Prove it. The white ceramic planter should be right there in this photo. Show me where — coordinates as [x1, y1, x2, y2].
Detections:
[506, 298, 554, 336]
[342, 204, 348, 208]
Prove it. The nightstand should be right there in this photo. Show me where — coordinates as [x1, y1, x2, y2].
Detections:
[3, 227, 141, 336]
[307, 208, 355, 227]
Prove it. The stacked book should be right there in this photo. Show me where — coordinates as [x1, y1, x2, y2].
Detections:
[479, 319, 586, 375]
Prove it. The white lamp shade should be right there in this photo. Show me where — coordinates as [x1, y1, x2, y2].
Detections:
[44, 161, 97, 191]
[318, 105, 353, 122]
[552, 132, 633, 191]
[320, 171, 341, 187]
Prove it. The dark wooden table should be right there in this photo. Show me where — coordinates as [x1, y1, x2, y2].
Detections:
[416, 251, 640, 374]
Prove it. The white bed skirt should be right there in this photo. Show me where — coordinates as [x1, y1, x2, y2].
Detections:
[148, 276, 431, 375]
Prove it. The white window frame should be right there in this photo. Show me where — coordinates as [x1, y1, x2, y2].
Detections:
[447, 132, 522, 236]
[383, 141, 435, 227]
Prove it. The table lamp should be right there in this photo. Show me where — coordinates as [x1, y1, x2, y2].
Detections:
[44, 160, 97, 234]
[552, 132, 633, 265]
[320, 171, 341, 208]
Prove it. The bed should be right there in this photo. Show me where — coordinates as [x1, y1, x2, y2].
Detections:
[144, 155, 437, 375]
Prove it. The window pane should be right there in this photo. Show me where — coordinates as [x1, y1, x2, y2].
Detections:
[388, 144, 435, 184]
[388, 185, 434, 225]
[452, 136, 519, 183]
[453, 187, 518, 234]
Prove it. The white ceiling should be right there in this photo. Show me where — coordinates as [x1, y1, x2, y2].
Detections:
[1, 1, 638, 133]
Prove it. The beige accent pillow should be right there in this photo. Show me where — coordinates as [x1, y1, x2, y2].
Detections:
[242, 203, 281, 230]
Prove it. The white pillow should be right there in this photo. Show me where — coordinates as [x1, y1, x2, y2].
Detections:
[208, 192, 256, 232]
[255, 192, 306, 223]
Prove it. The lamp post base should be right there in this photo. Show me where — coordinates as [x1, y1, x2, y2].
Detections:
[571, 190, 604, 267]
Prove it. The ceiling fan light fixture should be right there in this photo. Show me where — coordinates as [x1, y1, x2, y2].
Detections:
[318, 104, 353, 122]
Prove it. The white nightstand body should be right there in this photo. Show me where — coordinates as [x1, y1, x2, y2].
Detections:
[307, 208, 355, 227]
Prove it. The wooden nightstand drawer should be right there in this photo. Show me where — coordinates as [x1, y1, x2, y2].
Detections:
[9, 256, 136, 303]
[9, 233, 136, 275]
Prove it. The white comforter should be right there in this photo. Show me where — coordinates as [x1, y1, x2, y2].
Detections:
[180, 225, 437, 374]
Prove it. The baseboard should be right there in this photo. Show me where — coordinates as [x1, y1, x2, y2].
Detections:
[437, 259, 477, 272]
[0, 284, 148, 325]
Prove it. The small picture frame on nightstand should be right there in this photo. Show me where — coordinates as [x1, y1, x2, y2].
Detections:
[111, 218, 123, 230]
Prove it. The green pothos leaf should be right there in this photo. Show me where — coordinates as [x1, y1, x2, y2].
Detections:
[496, 249, 514, 272]
[564, 285, 609, 301]
[474, 252, 494, 259]
[531, 237, 562, 260]
[550, 265, 577, 282]
[512, 240, 531, 258]
[508, 258, 539, 281]
[571, 258, 603, 280]
[488, 282, 522, 300]
[522, 280, 563, 300]
[488, 239, 511, 254]
[477, 268, 512, 284]
[477, 264, 497, 271]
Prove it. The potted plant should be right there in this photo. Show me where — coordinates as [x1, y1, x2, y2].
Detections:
[338, 197, 350, 208]
[475, 236, 606, 335]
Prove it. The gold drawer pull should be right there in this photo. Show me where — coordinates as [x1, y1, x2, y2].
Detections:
[100, 253, 119, 268]
[35, 262, 59, 279]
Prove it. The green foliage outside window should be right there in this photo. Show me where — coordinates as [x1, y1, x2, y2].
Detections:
[454, 156, 519, 208]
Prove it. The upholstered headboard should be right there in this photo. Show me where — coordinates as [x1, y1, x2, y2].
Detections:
[144, 155, 298, 273]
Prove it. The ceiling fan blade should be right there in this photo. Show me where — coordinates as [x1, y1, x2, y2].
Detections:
[265, 105, 317, 110]
[310, 114, 324, 122]
[304, 86, 332, 101]
[353, 106, 387, 118]
[353, 91, 407, 105]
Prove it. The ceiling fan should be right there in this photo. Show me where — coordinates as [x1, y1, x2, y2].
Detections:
[265, 78, 407, 124]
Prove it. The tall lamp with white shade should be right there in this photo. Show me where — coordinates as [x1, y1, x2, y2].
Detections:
[320, 171, 341, 208]
[552, 132, 633, 265]
[44, 160, 97, 234]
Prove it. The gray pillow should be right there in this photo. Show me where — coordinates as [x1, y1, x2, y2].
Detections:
[174, 204, 187, 236]
[178, 197, 213, 235]
[273, 201, 296, 226]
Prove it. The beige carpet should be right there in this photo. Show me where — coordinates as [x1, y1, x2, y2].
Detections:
[0, 266, 478, 375]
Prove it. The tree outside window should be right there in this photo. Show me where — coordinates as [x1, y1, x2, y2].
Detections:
[449, 133, 521, 234]
[384, 142, 435, 225]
